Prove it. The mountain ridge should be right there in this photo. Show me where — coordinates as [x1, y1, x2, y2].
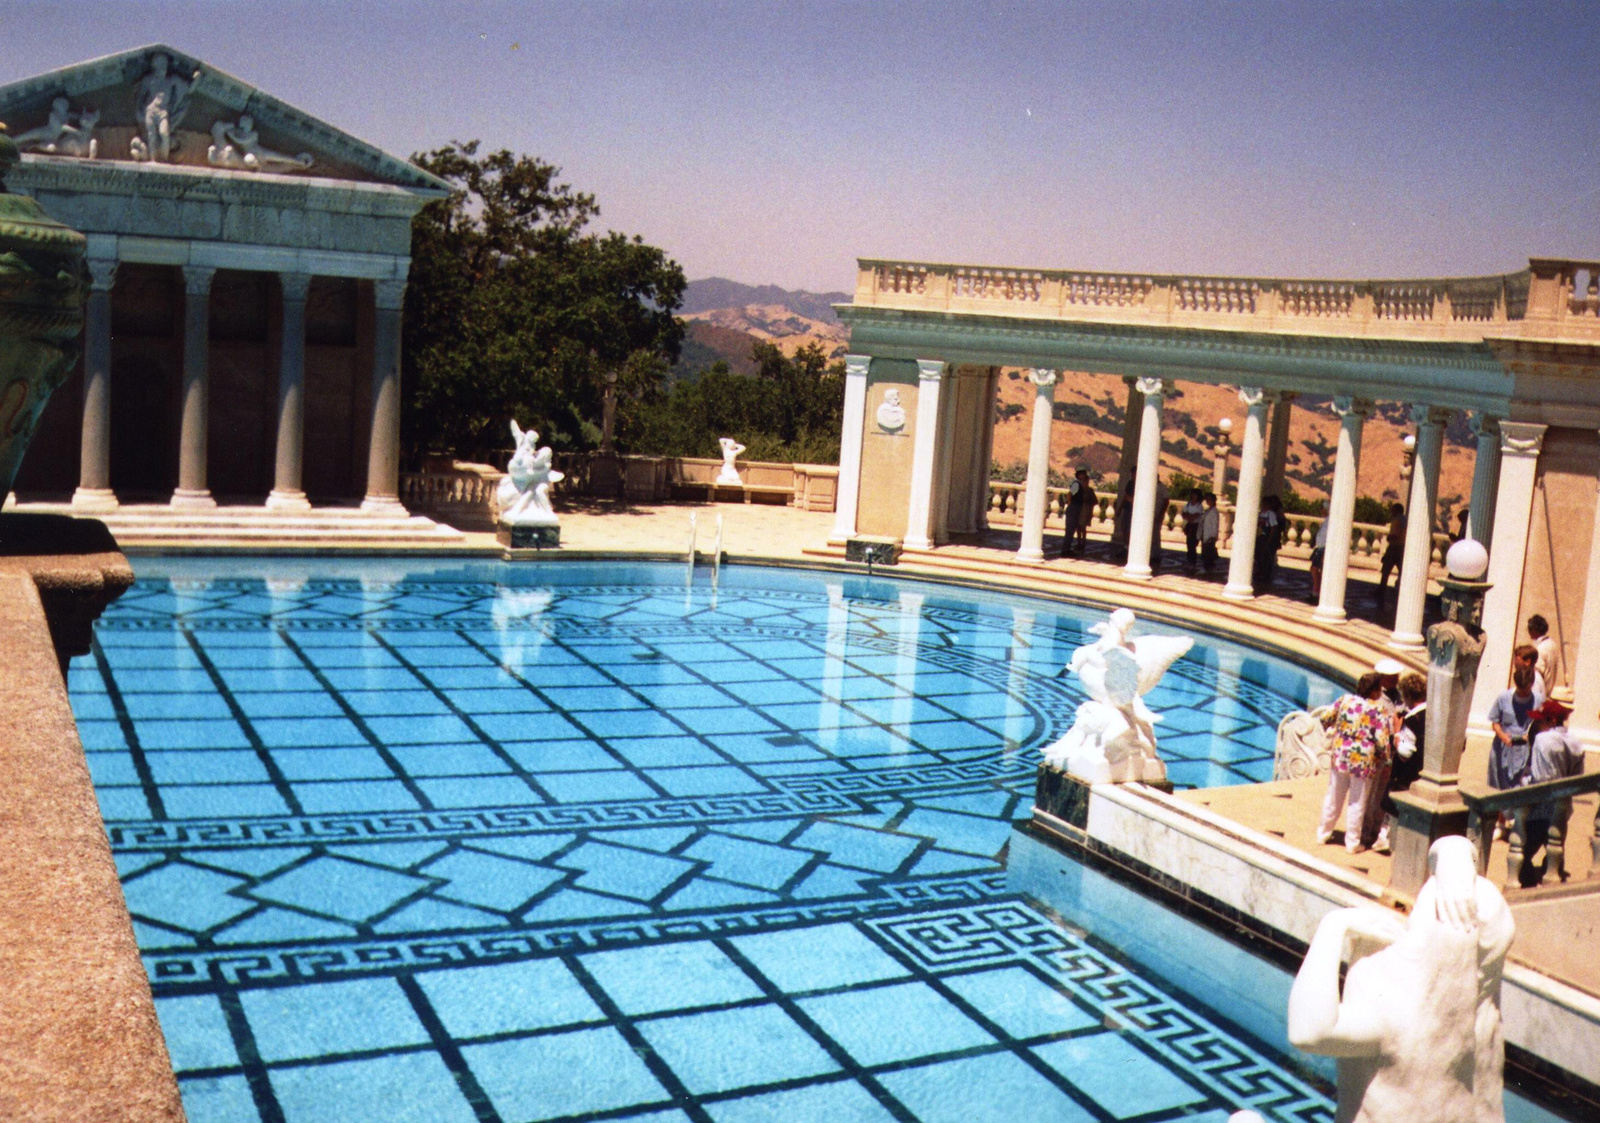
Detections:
[682, 278, 851, 324]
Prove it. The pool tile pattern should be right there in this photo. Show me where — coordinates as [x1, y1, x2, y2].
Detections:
[74, 567, 1338, 1122]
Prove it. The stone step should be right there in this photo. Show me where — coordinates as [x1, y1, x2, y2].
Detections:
[5, 502, 467, 545]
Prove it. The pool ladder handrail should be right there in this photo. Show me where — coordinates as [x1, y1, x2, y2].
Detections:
[686, 512, 698, 569]
[712, 514, 724, 585]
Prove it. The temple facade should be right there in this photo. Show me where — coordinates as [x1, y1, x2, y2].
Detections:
[833, 257, 1600, 744]
[0, 44, 447, 513]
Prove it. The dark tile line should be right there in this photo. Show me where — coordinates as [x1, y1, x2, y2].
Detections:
[180, 631, 305, 817]
[214, 985, 289, 1123]
[89, 638, 167, 820]
[394, 972, 504, 1123]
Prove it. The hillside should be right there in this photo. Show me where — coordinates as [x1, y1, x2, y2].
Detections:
[674, 279, 1477, 514]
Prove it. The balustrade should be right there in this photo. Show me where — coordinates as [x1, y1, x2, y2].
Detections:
[1064, 272, 1152, 308]
[1372, 281, 1436, 321]
[951, 267, 1043, 303]
[1279, 281, 1355, 318]
[1461, 773, 1600, 890]
[874, 262, 928, 295]
[1176, 277, 1257, 314]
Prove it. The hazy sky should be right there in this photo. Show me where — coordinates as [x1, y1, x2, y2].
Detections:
[5, 2, 1598, 292]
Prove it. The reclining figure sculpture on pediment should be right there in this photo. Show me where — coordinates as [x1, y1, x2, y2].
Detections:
[13, 97, 98, 158]
[207, 114, 314, 173]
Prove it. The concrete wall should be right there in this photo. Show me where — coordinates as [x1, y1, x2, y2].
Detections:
[856, 358, 919, 539]
[1519, 427, 1600, 693]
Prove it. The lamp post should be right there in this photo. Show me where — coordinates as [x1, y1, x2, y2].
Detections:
[1389, 538, 1491, 894]
[1399, 432, 1417, 497]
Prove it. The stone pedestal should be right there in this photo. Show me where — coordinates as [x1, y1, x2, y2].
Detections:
[846, 535, 901, 566]
[499, 524, 559, 549]
[1389, 574, 1488, 895]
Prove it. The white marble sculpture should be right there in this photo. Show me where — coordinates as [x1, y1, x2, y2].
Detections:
[130, 53, 198, 162]
[496, 421, 563, 527]
[876, 388, 906, 432]
[1042, 608, 1194, 783]
[13, 97, 99, 158]
[716, 437, 745, 485]
[1288, 835, 1514, 1123]
[208, 115, 313, 173]
[1274, 705, 1334, 780]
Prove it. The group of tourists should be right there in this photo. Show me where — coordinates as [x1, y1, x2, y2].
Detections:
[1315, 658, 1426, 854]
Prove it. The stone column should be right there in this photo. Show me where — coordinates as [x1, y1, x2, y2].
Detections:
[171, 265, 216, 509]
[361, 277, 408, 515]
[1113, 375, 1144, 501]
[1313, 397, 1371, 623]
[71, 257, 118, 512]
[1468, 413, 1501, 547]
[1391, 406, 1451, 648]
[266, 273, 313, 511]
[830, 354, 870, 542]
[1468, 423, 1548, 723]
[1016, 368, 1057, 563]
[1123, 376, 1168, 580]
[975, 367, 999, 529]
[1262, 394, 1295, 498]
[903, 360, 945, 550]
[1223, 388, 1273, 600]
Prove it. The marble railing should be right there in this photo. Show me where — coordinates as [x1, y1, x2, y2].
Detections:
[400, 462, 504, 530]
[986, 482, 1452, 567]
[844, 258, 1600, 342]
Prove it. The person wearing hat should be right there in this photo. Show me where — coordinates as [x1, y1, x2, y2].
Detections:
[1368, 671, 1426, 853]
[1519, 699, 1584, 885]
[1373, 658, 1405, 708]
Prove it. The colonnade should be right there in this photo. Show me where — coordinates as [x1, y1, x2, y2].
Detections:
[67, 257, 408, 514]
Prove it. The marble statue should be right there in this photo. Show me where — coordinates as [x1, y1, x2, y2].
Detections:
[1288, 835, 1514, 1123]
[876, 387, 907, 432]
[208, 115, 313, 173]
[130, 53, 198, 162]
[13, 97, 98, 158]
[716, 437, 745, 485]
[1274, 705, 1334, 780]
[496, 421, 563, 527]
[1042, 608, 1194, 783]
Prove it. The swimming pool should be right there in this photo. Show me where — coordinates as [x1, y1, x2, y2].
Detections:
[71, 559, 1345, 1122]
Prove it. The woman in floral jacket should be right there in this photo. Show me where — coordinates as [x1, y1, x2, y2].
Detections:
[1316, 672, 1397, 853]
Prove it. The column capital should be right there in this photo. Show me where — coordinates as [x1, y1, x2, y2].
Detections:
[1330, 395, 1374, 418]
[1469, 412, 1500, 439]
[1410, 403, 1453, 428]
[843, 353, 870, 379]
[1134, 375, 1169, 397]
[1499, 420, 1547, 458]
[916, 359, 946, 383]
[374, 278, 408, 311]
[279, 272, 313, 302]
[182, 265, 216, 296]
[86, 257, 118, 292]
[1028, 367, 1058, 389]
[1237, 386, 1276, 409]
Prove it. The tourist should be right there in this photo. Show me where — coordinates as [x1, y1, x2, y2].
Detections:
[1486, 662, 1542, 840]
[1254, 495, 1286, 588]
[1200, 492, 1220, 573]
[1149, 475, 1169, 569]
[1308, 516, 1328, 600]
[1528, 614, 1558, 690]
[1374, 657, 1404, 707]
[1182, 487, 1204, 568]
[1520, 698, 1584, 885]
[1316, 672, 1396, 853]
[1060, 467, 1093, 557]
[1378, 502, 1406, 599]
[1512, 643, 1547, 697]
[1370, 671, 1427, 853]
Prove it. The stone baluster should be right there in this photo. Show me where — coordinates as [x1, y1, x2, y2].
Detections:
[831, 354, 870, 542]
[902, 360, 945, 550]
[71, 256, 118, 512]
[362, 275, 409, 515]
[171, 264, 216, 509]
[267, 272, 313, 510]
[1392, 406, 1451, 647]
[1016, 368, 1057, 562]
[1314, 397, 1371, 623]
[1223, 388, 1274, 599]
[1123, 377, 1169, 580]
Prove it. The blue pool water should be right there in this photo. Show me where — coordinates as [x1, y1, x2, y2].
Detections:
[71, 559, 1346, 1123]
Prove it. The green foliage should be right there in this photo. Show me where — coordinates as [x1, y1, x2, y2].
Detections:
[401, 141, 686, 462]
[1354, 495, 1393, 526]
[624, 341, 844, 463]
[1278, 482, 1324, 516]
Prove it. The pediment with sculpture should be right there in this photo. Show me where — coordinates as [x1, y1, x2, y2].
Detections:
[0, 45, 445, 193]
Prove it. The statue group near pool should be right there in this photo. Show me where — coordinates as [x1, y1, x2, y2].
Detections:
[497, 421, 563, 546]
[1042, 608, 1194, 784]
